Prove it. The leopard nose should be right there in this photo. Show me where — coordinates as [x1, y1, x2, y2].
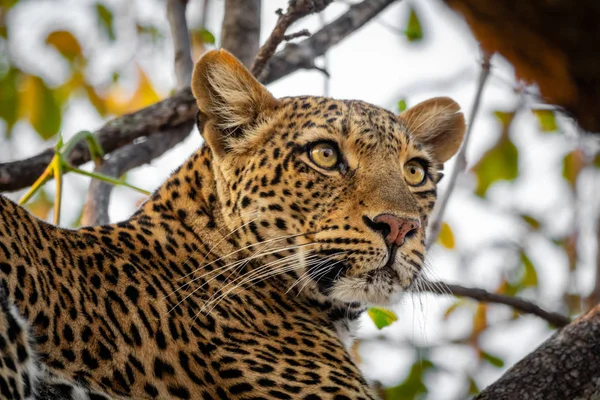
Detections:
[372, 214, 421, 246]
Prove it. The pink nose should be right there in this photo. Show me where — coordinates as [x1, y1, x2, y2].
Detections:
[373, 214, 421, 246]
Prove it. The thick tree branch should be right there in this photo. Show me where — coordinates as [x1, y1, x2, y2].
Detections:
[167, 0, 193, 90]
[0, 88, 197, 192]
[419, 279, 571, 327]
[251, 0, 333, 78]
[475, 305, 600, 399]
[260, 0, 398, 83]
[81, 121, 193, 226]
[221, 0, 261, 67]
[427, 50, 492, 248]
[0, 0, 396, 193]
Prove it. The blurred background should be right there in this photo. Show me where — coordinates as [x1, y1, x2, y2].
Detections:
[1, 0, 599, 398]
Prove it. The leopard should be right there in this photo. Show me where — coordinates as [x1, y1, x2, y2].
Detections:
[0, 49, 465, 399]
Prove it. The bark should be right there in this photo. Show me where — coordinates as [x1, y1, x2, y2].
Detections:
[474, 305, 600, 400]
[443, 0, 600, 133]
[220, 0, 261, 68]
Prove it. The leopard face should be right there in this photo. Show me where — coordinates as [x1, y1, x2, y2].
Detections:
[192, 50, 465, 307]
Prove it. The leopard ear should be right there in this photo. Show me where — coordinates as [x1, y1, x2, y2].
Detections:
[400, 97, 466, 163]
[191, 49, 277, 156]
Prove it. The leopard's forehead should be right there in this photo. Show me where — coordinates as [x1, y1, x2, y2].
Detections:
[275, 96, 421, 155]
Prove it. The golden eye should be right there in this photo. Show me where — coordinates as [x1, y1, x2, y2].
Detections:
[404, 159, 427, 186]
[309, 142, 339, 169]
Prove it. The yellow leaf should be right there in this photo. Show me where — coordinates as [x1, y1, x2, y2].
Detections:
[437, 222, 455, 249]
[443, 300, 464, 320]
[19, 75, 62, 140]
[84, 84, 108, 117]
[562, 150, 584, 190]
[105, 67, 161, 115]
[472, 303, 487, 336]
[46, 31, 82, 62]
[24, 190, 53, 220]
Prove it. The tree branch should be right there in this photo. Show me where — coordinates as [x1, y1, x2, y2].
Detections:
[167, 0, 193, 90]
[426, 50, 493, 248]
[419, 279, 571, 328]
[260, 0, 399, 83]
[221, 0, 261, 67]
[475, 305, 600, 399]
[251, 0, 333, 79]
[0, 0, 397, 193]
[0, 88, 197, 193]
[81, 121, 193, 226]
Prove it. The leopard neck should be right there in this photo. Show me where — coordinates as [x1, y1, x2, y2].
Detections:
[128, 145, 238, 266]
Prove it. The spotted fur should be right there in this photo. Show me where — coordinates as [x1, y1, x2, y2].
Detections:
[0, 50, 465, 399]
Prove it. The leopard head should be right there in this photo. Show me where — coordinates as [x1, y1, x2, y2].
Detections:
[191, 50, 465, 307]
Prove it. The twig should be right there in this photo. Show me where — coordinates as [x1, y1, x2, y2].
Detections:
[251, 0, 333, 78]
[167, 0, 193, 90]
[283, 29, 311, 41]
[221, 0, 261, 67]
[81, 121, 193, 226]
[260, 0, 399, 83]
[318, 13, 330, 96]
[426, 50, 493, 248]
[419, 279, 571, 327]
[0, 0, 399, 193]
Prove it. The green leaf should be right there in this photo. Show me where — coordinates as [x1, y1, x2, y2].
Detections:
[520, 251, 538, 287]
[471, 112, 519, 197]
[532, 109, 558, 132]
[136, 23, 164, 43]
[384, 359, 434, 399]
[520, 214, 541, 230]
[199, 28, 215, 44]
[368, 307, 398, 330]
[467, 376, 480, 396]
[397, 99, 407, 112]
[404, 7, 423, 42]
[481, 351, 505, 368]
[95, 3, 116, 41]
[0, 66, 19, 136]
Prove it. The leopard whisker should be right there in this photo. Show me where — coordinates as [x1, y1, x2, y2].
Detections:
[177, 230, 320, 282]
[171, 243, 320, 315]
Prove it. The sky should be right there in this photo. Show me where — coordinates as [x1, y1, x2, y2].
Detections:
[2, 0, 599, 398]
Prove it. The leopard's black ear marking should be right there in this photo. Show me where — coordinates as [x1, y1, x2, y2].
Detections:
[436, 172, 444, 183]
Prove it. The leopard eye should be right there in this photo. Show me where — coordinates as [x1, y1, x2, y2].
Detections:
[309, 142, 339, 170]
[403, 159, 427, 186]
